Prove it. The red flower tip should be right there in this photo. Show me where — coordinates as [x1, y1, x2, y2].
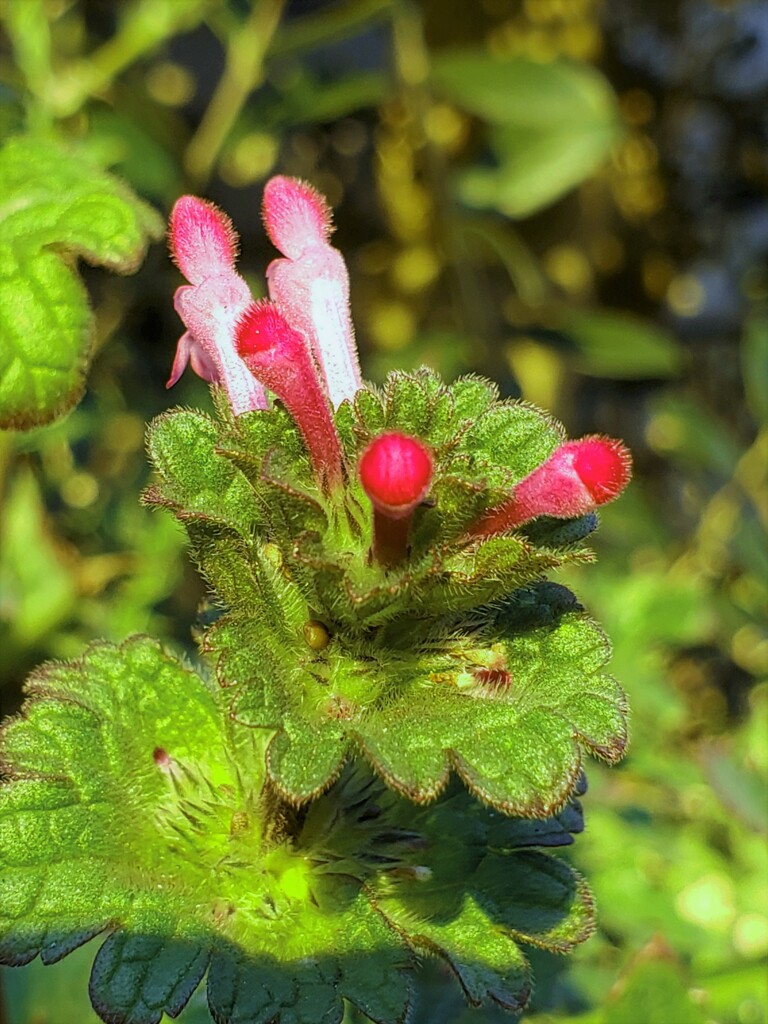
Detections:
[262, 176, 333, 260]
[236, 299, 302, 361]
[468, 435, 632, 539]
[359, 433, 433, 519]
[169, 196, 238, 286]
[568, 437, 633, 504]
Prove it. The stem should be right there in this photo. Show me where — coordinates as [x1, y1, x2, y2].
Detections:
[271, 0, 394, 58]
[0, 970, 9, 1024]
[41, 0, 209, 119]
[372, 507, 412, 568]
[1, 0, 54, 130]
[184, 0, 287, 188]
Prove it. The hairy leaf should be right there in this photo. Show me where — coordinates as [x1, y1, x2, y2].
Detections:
[0, 641, 595, 1024]
[0, 135, 162, 429]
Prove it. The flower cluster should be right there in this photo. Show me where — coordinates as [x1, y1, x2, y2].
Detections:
[168, 177, 631, 567]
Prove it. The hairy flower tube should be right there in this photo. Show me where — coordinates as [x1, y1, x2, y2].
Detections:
[470, 436, 632, 538]
[168, 196, 268, 414]
[263, 176, 362, 409]
[236, 300, 343, 491]
[358, 432, 434, 567]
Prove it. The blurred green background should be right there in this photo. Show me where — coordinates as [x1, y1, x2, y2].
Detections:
[0, 1, 766, 1022]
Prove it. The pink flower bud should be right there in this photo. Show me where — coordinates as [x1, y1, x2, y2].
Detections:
[262, 176, 362, 409]
[167, 196, 268, 415]
[236, 301, 343, 491]
[358, 432, 433, 567]
[359, 433, 434, 519]
[470, 436, 632, 538]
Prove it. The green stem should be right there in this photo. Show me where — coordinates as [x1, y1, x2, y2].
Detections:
[42, 0, 209, 119]
[1, 0, 54, 131]
[183, 0, 287, 188]
[462, 217, 551, 309]
[270, 0, 394, 58]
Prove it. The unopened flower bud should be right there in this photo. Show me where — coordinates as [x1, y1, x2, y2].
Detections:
[470, 436, 632, 538]
[236, 301, 343, 491]
[358, 432, 433, 567]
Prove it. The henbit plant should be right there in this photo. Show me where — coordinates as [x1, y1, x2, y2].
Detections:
[0, 173, 632, 1024]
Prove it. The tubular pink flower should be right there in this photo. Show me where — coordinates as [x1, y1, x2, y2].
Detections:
[236, 301, 343, 491]
[469, 436, 632, 539]
[168, 196, 268, 415]
[358, 432, 433, 567]
[262, 176, 362, 410]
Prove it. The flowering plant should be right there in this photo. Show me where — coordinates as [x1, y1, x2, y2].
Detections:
[0, 175, 631, 1024]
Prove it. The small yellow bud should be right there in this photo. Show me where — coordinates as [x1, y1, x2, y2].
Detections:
[303, 619, 331, 651]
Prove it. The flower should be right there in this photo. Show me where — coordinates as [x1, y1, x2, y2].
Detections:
[235, 301, 343, 491]
[167, 183, 631, 556]
[358, 432, 434, 566]
[168, 196, 268, 414]
[469, 436, 632, 538]
[262, 176, 362, 409]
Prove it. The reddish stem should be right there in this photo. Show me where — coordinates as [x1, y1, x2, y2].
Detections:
[372, 507, 414, 568]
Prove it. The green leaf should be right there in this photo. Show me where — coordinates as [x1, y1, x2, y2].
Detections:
[373, 796, 594, 1013]
[431, 52, 621, 217]
[89, 931, 210, 1024]
[0, 135, 162, 429]
[227, 597, 625, 815]
[562, 308, 685, 379]
[259, 68, 389, 127]
[148, 374, 626, 814]
[462, 400, 564, 485]
[0, 643, 596, 1023]
[2, 943, 104, 1024]
[399, 895, 532, 1012]
[742, 313, 768, 423]
[603, 942, 707, 1024]
[0, 466, 76, 649]
[144, 410, 263, 535]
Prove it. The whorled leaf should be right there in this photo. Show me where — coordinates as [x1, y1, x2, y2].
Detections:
[0, 639, 595, 1024]
[147, 371, 579, 630]
[0, 135, 163, 429]
[207, 577, 626, 813]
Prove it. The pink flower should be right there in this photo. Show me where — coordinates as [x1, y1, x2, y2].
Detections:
[262, 176, 362, 409]
[236, 301, 343, 492]
[469, 436, 632, 538]
[168, 197, 268, 414]
[358, 432, 434, 566]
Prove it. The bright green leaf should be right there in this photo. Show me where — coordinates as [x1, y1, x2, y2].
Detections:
[0, 135, 162, 429]
[0, 641, 595, 1023]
